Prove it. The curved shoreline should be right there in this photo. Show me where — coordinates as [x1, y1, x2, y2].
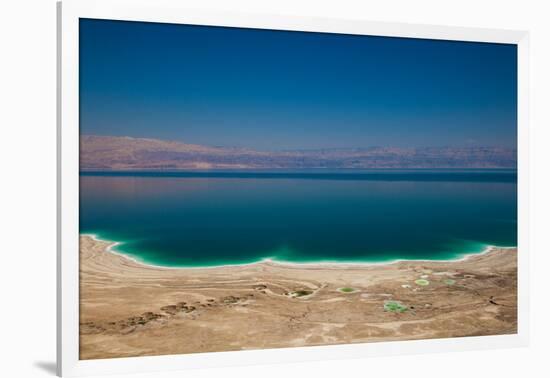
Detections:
[79, 233, 518, 359]
[81, 233, 517, 270]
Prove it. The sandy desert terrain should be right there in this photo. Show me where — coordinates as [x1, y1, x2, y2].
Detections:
[79, 235, 517, 359]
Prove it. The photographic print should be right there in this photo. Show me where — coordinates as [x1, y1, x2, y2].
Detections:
[78, 19, 517, 360]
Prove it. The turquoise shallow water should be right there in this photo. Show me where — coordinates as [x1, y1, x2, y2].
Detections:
[80, 170, 517, 267]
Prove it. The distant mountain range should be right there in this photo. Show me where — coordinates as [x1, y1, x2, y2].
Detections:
[80, 135, 517, 170]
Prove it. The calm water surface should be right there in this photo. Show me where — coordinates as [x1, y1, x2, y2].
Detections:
[80, 170, 517, 267]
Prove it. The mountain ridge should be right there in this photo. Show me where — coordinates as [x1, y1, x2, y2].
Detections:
[80, 135, 517, 170]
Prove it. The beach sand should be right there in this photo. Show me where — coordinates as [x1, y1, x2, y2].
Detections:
[79, 235, 517, 360]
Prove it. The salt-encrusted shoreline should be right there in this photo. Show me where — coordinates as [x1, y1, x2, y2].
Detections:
[81, 233, 516, 271]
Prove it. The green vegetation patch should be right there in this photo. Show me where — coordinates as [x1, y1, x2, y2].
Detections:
[415, 279, 430, 286]
[384, 300, 408, 313]
[338, 287, 356, 293]
[444, 279, 456, 285]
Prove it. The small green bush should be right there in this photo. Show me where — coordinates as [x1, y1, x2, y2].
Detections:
[384, 301, 408, 313]
[338, 287, 355, 293]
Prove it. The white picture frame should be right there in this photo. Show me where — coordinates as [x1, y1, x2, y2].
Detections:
[57, 0, 530, 376]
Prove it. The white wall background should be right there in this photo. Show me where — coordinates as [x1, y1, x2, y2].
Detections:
[1, 0, 548, 377]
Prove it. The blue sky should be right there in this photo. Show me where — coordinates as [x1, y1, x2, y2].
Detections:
[80, 18, 517, 150]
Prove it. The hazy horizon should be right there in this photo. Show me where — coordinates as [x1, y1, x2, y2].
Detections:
[81, 134, 518, 152]
[80, 19, 517, 151]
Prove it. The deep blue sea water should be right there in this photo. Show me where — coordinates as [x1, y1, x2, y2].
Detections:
[79, 170, 517, 267]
